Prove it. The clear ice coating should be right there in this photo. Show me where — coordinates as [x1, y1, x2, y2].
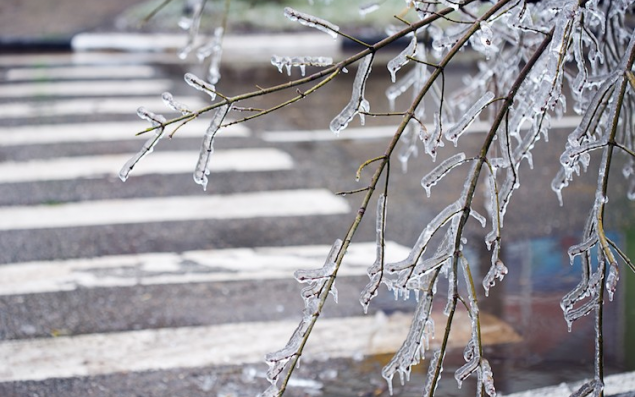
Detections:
[444, 91, 494, 146]
[330, 53, 374, 134]
[360, 194, 387, 313]
[283, 7, 340, 39]
[177, 0, 204, 59]
[260, 240, 342, 394]
[480, 358, 496, 397]
[119, 107, 167, 182]
[193, 104, 231, 190]
[270, 55, 333, 76]
[606, 261, 619, 302]
[421, 152, 467, 197]
[387, 35, 417, 83]
[482, 259, 508, 297]
[184, 72, 217, 100]
[381, 293, 434, 395]
[206, 27, 224, 84]
[161, 92, 192, 115]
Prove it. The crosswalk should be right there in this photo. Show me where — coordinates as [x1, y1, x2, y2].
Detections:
[0, 51, 521, 396]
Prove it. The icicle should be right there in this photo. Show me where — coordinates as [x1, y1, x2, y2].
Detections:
[205, 27, 224, 84]
[177, 0, 204, 59]
[330, 53, 374, 134]
[443, 268, 456, 316]
[387, 35, 417, 83]
[444, 91, 495, 146]
[193, 104, 231, 190]
[482, 259, 508, 297]
[161, 92, 191, 115]
[271, 56, 333, 76]
[184, 73, 217, 100]
[481, 358, 496, 397]
[424, 112, 445, 160]
[398, 120, 419, 172]
[119, 107, 166, 182]
[421, 153, 467, 197]
[469, 209, 487, 228]
[606, 261, 619, 302]
[360, 194, 387, 313]
[284, 7, 340, 39]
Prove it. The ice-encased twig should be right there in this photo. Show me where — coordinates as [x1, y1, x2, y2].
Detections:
[423, 349, 443, 397]
[454, 343, 479, 388]
[565, 299, 598, 332]
[567, 235, 598, 264]
[482, 259, 508, 297]
[387, 35, 417, 83]
[119, 107, 167, 182]
[330, 53, 374, 134]
[444, 91, 495, 146]
[193, 104, 231, 190]
[184, 72, 217, 100]
[381, 292, 434, 394]
[480, 358, 496, 397]
[206, 27, 224, 84]
[161, 92, 192, 115]
[570, 378, 603, 397]
[360, 194, 387, 313]
[261, 239, 343, 392]
[271, 55, 333, 76]
[421, 152, 467, 197]
[284, 7, 340, 39]
[385, 201, 462, 274]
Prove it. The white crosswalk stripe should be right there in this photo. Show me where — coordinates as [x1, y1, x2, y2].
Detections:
[0, 120, 250, 146]
[0, 96, 209, 118]
[5, 64, 156, 80]
[0, 148, 293, 183]
[0, 189, 350, 230]
[0, 311, 520, 383]
[0, 79, 174, 98]
[0, 242, 410, 296]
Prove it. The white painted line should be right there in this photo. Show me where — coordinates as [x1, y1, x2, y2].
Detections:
[0, 189, 350, 230]
[5, 65, 156, 81]
[0, 52, 185, 67]
[0, 310, 520, 382]
[0, 120, 250, 146]
[0, 96, 208, 119]
[0, 242, 410, 296]
[0, 79, 172, 98]
[261, 117, 584, 142]
[0, 148, 293, 183]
